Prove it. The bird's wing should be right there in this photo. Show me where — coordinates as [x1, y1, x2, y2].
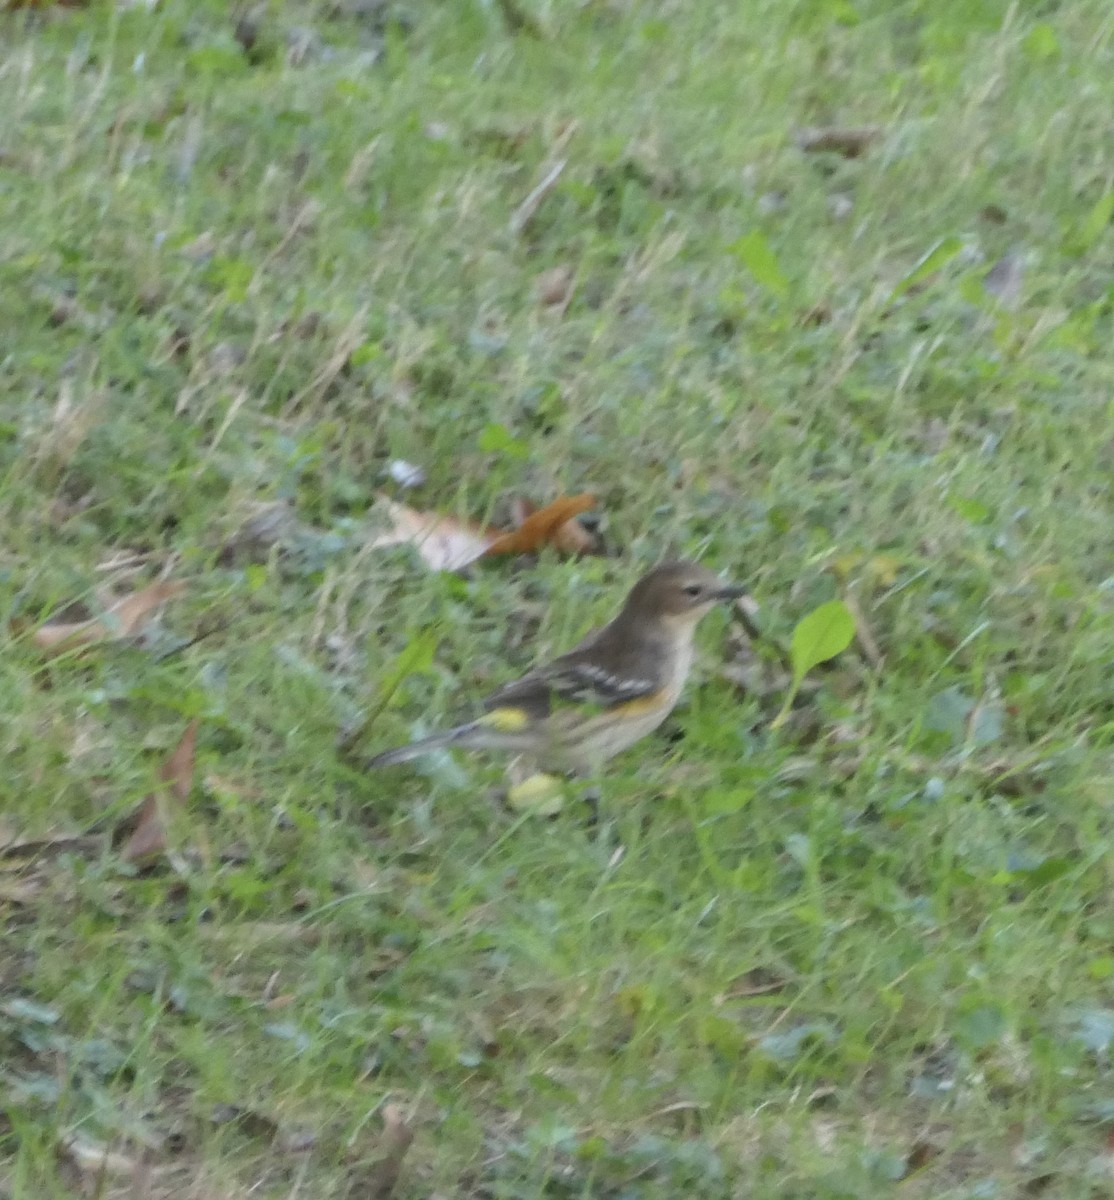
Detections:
[483, 632, 662, 721]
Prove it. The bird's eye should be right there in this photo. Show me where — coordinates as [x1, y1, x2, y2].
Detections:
[683, 583, 703, 597]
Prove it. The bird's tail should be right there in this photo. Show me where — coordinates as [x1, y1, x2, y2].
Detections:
[366, 721, 481, 768]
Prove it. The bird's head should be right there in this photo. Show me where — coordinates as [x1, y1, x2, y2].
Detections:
[624, 560, 747, 623]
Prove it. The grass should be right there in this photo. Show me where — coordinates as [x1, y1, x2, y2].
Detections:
[2, 0, 1114, 1195]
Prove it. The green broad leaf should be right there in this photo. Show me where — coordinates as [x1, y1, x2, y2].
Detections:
[789, 600, 855, 682]
[773, 599, 855, 729]
[728, 230, 790, 299]
[887, 235, 964, 303]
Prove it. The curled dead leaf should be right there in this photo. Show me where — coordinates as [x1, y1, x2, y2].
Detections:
[486, 493, 595, 556]
[509, 496, 595, 554]
[369, 493, 597, 571]
[31, 580, 185, 653]
[369, 496, 494, 571]
[118, 720, 199, 865]
[367, 1104, 415, 1200]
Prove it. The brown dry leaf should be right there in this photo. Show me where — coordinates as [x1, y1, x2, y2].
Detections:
[370, 493, 596, 570]
[795, 125, 882, 158]
[119, 720, 199, 865]
[507, 495, 596, 554]
[31, 580, 185, 652]
[485, 493, 595, 556]
[359, 1104, 415, 1200]
[369, 496, 495, 571]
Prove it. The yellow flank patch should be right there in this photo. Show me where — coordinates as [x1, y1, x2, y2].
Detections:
[480, 706, 531, 733]
[610, 691, 668, 718]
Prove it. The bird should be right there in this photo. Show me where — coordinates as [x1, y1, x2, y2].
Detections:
[367, 560, 745, 780]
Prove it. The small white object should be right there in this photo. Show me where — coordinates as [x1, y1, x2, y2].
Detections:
[387, 459, 426, 488]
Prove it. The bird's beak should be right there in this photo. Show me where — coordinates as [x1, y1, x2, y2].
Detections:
[713, 583, 748, 602]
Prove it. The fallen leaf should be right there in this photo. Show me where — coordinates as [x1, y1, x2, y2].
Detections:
[506, 495, 596, 555]
[795, 125, 882, 158]
[369, 493, 597, 571]
[369, 496, 495, 571]
[118, 720, 199, 865]
[485, 493, 595, 556]
[31, 580, 185, 652]
[361, 1104, 414, 1200]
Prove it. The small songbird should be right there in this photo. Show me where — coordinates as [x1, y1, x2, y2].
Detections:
[368, 560, 745, 778]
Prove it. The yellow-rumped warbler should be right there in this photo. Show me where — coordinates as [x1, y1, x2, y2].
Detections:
[368, 560, 744, 777]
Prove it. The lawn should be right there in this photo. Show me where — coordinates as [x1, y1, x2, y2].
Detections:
[2, 0, 1113, 1196]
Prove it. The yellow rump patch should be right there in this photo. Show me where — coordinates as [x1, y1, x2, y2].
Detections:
[479, 707, 531, 733]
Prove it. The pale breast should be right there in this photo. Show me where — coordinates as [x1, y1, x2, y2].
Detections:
[563, 633, 697, 771]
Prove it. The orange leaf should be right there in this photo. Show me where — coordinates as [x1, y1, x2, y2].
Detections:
[120, 720, 198, 865]
[32, 581, 185, 652]
[484, 494, 595, 556]
[369, 496, 496, 571]
[508, 495, 595, 554]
